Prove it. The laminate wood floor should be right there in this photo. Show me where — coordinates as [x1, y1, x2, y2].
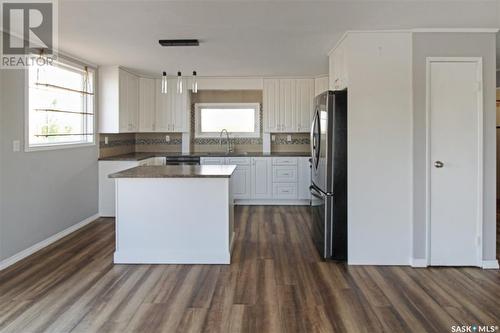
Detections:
[0, 206, 499, 333]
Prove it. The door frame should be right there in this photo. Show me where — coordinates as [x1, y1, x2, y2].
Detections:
[424, 57, 484, 267]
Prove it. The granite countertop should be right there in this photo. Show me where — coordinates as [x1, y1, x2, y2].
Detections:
[99, 151, 310, 161]
[109, 165, 237, 178]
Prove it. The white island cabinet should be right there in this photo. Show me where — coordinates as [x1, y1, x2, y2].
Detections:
[110, 164, 236, 265]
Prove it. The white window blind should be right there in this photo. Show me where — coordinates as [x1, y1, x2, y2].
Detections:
[27, 60, 95, 149]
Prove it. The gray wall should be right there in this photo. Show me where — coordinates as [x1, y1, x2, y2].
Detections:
[412, 32, 497, 260]
[0, 69, 98, 261]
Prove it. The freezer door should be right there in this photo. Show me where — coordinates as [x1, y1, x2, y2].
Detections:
[310, 185, 332, 259]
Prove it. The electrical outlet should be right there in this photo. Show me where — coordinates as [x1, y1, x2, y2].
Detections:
[287, 135, 292, 142]
[165, 135, 170, 143]
[271, 135, 276, 142]
[104, 136, 109, 145]
[12, 140, 20, 152]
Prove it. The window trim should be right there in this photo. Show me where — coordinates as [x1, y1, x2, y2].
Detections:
[194, 102, 261, 138]
[24, 58, 96, 152]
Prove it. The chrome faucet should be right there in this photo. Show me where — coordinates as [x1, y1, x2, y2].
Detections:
[219, 129, 233, 154]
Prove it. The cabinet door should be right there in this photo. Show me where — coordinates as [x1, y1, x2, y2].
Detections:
[263, 79, 280, 132]
[139, 78, 155, 132]
[155, 79, 171, 131]
[279, 79, 296, 132]
[172, 80, 189, 132]
[298, 157, 311, 200]
[118, 70, 130, 132]
[200, 157, 225, 165]
[230, 165, 251, 199]
[127, 73, 139, 131]
[251, 158, 272, 199]
[295, 79, 314, 132]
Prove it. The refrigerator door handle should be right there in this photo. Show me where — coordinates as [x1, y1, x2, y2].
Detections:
[309, 185, 324, 199]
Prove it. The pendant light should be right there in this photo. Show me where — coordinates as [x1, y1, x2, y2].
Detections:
[161, 71, 167, 94]
[177, 71, 183, 94]
[192, 71, 198, 93]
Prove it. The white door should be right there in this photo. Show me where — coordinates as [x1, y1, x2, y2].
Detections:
[427, 58, 482, 266]
[251, 158, 272, 199]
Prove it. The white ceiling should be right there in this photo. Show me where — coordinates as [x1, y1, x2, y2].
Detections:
[58, 0, 499, 77]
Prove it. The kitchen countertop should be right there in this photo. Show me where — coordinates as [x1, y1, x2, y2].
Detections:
[99, 151, 310, 161]
[109, 165, 237, 178]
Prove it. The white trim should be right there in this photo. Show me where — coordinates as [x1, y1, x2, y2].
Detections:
[481, 260, 500, 269]
[235, 199, 310, 206]
[410, 258, 428, 268]
[24, 60, 97, 152]
[114, 250, 231, 265]
[328, 29, 499, 55]
[411, 28, 499, 33]
[0, 213, 99, 271]
[424, 57, 484, 267]
[194, 103, 261, 138]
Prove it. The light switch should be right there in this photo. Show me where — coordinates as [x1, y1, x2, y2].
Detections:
[271, 135, 276, 142]
[287, 135, 292, 142]
[165, 135, 170, 143]
[104, 136, 109, 145]
[12, 140, 20, 152]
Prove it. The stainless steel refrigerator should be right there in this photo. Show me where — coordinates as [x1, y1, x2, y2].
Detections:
[310, 90, 347, 260]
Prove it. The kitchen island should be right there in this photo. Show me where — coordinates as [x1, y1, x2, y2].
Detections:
[109, 164, 236, 264]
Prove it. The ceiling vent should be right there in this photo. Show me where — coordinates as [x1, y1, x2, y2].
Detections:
[159, 39, 199, 47]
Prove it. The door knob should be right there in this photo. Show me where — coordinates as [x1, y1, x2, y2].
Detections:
[434, 161, 444, 168]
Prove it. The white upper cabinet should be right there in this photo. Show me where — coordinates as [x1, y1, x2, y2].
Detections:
[155, 78, 190, 133]
[263, 78, 314, 133]
[99, 66, 139, 133]
[295, 79, 314, 132]
[139, 77, 156, 132]
[314, 76, 329, 97]
[329, 41, 349, 91]
[263, 79, 280, 132]
[279, 79, 296, 132]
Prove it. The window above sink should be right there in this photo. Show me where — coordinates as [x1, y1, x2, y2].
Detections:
[194, 103, 261, 138]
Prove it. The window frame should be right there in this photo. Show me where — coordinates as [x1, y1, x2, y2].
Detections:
[194, 102, 261, 138]
[24, 58, 96, 152]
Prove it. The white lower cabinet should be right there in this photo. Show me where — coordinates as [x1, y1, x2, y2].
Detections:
[298, 157, 311, 200]
[99, 160, 140, 216]
[200, 156, 310, 204]
[251, 157, 273, 199]
[99, 157, 166, 216]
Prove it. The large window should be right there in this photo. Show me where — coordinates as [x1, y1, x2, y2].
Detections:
[27, 60, 95, 150]
[194, 103, 260, 138]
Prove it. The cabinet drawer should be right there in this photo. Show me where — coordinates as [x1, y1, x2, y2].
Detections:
[273, 183, 297, 199]
[200, 157, 225, 165]
[273, 165, 297, 183]
[272, 157, 298, 166]
[226, 157, 251, 165]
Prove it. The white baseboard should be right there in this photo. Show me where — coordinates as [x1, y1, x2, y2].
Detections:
[410, 258, 428, 268]
[235, 199, 310, 206]
[482, 260, 499, 269]
[0, 213, 100, 271]
[114, 250, 231, 264]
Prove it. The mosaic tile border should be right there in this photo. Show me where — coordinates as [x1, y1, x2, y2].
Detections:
[136, 138, 183, 145]
[99, 138, 135, 148]
[272, 137, 310, 145]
